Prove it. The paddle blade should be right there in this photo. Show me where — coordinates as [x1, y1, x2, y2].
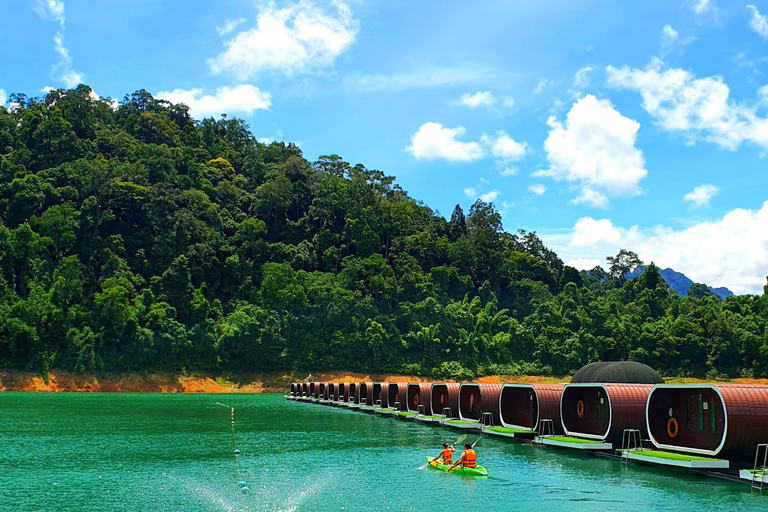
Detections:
[455, 434, 467, 445]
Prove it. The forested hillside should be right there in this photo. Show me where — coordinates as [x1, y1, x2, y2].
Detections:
[1, 86, 767, 379]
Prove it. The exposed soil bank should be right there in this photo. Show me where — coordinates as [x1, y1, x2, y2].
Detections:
[0, 370, 763, 392]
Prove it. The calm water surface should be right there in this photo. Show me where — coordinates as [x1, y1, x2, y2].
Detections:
[0, 393, 763, 511]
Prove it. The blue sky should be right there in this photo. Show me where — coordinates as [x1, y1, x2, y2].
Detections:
[3, 0, 768, 294]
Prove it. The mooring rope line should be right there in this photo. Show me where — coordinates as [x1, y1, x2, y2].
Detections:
[216, 402, 248, 495]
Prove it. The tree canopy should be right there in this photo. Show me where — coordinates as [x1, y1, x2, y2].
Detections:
[1, 85, 767, 380]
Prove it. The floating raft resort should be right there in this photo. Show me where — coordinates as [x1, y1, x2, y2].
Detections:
[288, 362, 768, 492]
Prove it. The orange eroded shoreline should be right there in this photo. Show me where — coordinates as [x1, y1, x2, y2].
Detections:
[0, 370, 764, 393]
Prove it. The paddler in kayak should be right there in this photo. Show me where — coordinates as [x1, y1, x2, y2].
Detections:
[449, 443, 476, 471]
[432, 442, 455, 465]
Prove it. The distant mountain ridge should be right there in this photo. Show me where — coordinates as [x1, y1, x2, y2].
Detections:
[624, 266, 734, 299]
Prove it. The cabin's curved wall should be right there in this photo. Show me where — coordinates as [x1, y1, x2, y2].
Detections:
[341, 382, 351, 401]
[357, 382, 373, 405]
[562, 384, 651, 441]
[500, 384, 563, 433]
[647, 384, 768, 458]
[318, 382, 327, 399]
[387, 383, 408, 410]
[458, 384, 502, 424]
[328, 383, 336, 401]
[301, 383, 308, 397]
[406, 383, 433, 414]
[290, 383, 297, 396]
[309, 382, 316, 397]
[371, 382, 387, 407]
[348, 383, 358, 403]
[430, 383, 459, 418]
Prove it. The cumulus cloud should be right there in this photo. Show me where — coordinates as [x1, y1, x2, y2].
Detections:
[529, 184, 547, 195]
[464, 187, 477, 198]
[407, 124, 528, 164]
[479, 190, 500, 202]
[209, 0, 358, 79]
[607, 57, 768, 150]
[535, 94, 647, 208]
[0, 89, 6, 106]
[157, 85, 272, 118]
[748, 5, 768, 39]
[547, 203, 768, 295]
[460, 91, 494, 108]
[33, 0, 83, 88]
[406, 122, 484, 162]
[573, 66, 593, 88]
[502, 96, 515, 108]
[684, 184, 718, 207]
[483, 130, 528, 160]
[499, 167, 518, 177]
[565, 257, 602, 270]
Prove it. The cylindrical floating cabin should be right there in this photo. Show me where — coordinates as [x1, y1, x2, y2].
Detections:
[309, 382, 316, 398]
[357, 382, 374, 405]
[561, 383, 653, 442]
[348, 383, 358, 403]
[328, 383, 336, 401]
[499, 384, 564, 434]
[646, 384, 768, 459]
[430, 383, 460, 418]
[458, 384, 503, 425]
[338, 382, 348, 402]
[301, 382, 309, 397]
[290, 383, 297, 396]
[387, 382, 409, 411]
[371, 382, 387, 407]
[407, 383, 433, 415]
[318, 382, 327, 400]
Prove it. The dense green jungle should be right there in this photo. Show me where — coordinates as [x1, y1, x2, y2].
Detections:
[0, 85, 766, 379]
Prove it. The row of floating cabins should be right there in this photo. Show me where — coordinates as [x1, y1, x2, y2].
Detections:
[287, 362, 768, 490]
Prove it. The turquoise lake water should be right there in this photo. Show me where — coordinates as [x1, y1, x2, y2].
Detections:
[0, 393, 764, 511]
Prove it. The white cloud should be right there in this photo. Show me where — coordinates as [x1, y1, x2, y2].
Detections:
[209, 0, 358, 79]
[33, 1, 83, 88]
[607, 57, 768, 150]
[499, 167, 518, 177]
[536, 94, 647, 208]
[684, 184, 718, 207]
[565, 257, 602, 270]
[479, 190, 499, 202]
[460, 91, 495, 108]
[659, 25, 694, 56]
[544, 202, 768, 294]
[464, 187, 477, 198]
[502, 95, 515, 108]
[483, 130, 528, 160]
[217, 18, 246, 37]
[406, 122, 484, 162]
[343, 66, 506, 93]
[573, 66, 593, 88]
[0, 89, 6, 106]
[33, 0, 65, 25]
[692, 0, 712, 15]
[534, 78, 552, 94]
[748, 5, 768, 39]
[157, 85, 272, 118]
[529, 184, 547, 195]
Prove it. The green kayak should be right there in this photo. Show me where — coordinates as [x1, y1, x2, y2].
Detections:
[425, 457, 488, 477]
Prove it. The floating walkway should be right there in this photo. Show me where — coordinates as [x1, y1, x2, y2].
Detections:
[535, 435, 613, 450]
[617, 449, 729, 469]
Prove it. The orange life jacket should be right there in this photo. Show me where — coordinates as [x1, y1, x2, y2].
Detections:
[462, 449, 476, 468]
[440, 448, 454, 462]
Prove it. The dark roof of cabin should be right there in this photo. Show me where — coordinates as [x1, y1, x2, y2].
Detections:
[571, 362, 663, 384]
